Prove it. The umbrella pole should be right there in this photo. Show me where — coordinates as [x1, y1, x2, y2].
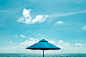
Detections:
[43, 49, 44, 57]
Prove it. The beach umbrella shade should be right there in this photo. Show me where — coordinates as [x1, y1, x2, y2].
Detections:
[26, 39, 61, 57]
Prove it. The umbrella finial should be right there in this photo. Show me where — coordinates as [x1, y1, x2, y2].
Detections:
[39, 39, 48, 42]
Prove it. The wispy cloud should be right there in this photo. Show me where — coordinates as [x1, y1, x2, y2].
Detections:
[72, 39, 83, 41]
[51, 10, 86, 17]
[10, 41, 17, 45]
[42, 35, 44, 37]
[13, 34, 18, 38]
[55, 21, 65, 26]
[20, 34, 26, 38]
[80, 39, 83, 41]
[72, 39, 78, 41]
[18, 8, 49, 24]
[75, 43, 83, 46]
[38, 34, 40, 35]
[84, 44, 86, 45]
[38, 34, 44, 37]
[82, 25, 86, 30]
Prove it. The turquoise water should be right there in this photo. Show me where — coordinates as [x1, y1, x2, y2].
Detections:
[0, 53, 86, 57]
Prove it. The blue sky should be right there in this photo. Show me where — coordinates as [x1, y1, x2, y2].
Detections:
[0, 0, 86, 53]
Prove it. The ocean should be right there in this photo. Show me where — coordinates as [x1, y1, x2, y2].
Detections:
[0, 53, 86, 57]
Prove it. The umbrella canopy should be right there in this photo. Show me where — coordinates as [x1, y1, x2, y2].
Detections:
[26, 39, 61, 57]
[26, 39, 61, 50]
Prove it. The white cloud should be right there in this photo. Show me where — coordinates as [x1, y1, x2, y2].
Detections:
[20, 34, 26, 38]
[82, 25, 86, 30]
[72, 39, 83, 41]
[31, 15, 48, 24]
[55, 21, 65, 26]
[42, 35, 44, 37]
[38, 34, 40, 35]
[48, 40, 55, 44]
[10, 41, 12, 43]
[2, 39, 86, 53]
[22, 8, 31, 17]
[18, 8, 49, 24]
[80, 39, 83, 41]
[84, 44, 86, 45]
[38, 34, 44, 37]
[55, 40, 86, 53]
[17, 38, 39, 49]
[72, 39, 78, 41]
[57, 40, 70, 50]
[13, 34, 18, 38]
[18, 8, 32, 24]
[17, 17, 25, 23]
[75, 43, 83, 46]
[10, 41, 17, 45]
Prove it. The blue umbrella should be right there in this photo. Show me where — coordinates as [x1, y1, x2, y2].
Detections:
[26, 39, 61, 57]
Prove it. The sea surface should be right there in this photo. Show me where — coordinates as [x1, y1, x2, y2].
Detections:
[0, 53, 86, 57]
